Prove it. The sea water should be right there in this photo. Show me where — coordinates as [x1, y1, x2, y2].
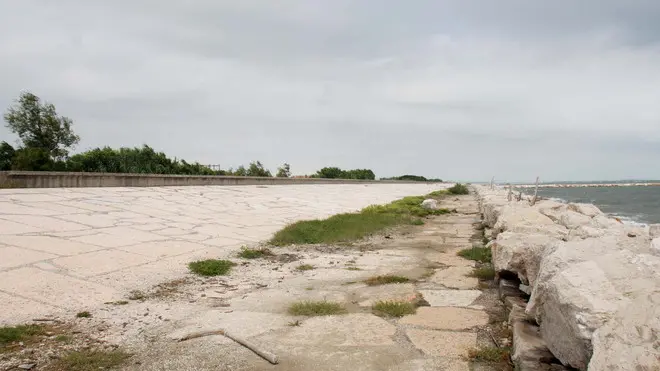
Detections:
[533, 185, 660, 224]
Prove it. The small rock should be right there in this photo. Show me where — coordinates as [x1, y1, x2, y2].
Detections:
[627, 232, 637, 237]
[18, 363, 36, 370]
[421, 199, 439, 210]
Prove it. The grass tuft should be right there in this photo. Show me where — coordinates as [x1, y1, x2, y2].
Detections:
[76, 311, 92, 318]
[0, 324, 44, 346]
[372, 300, 417, 317]
[448, 183, 469, 195]
[411, 219, 425, 226]
[188, 259, 236, 276]
[55, 334, 72, 343]
[269, 195, 450, 246]
[288, 301, 346, 316]
[458, 246, 492, 263]
[238, 247, 273, 259]
[296, 264, 315, 271]
[468, 346, 512, 363]
[345, 266, 362, 271]
[364, 275, 410, 286]
[470, 266, 496, 280]
[52, 350, 131, 371]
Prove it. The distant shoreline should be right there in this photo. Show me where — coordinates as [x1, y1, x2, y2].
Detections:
[513, 182, 660, 188]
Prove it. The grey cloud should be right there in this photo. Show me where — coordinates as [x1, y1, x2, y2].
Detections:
[1, 1, 660, 181]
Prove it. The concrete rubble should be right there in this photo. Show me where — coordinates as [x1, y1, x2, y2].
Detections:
[474, 185, 660, 370]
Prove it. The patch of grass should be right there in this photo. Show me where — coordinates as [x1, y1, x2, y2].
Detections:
[288, 301, 346, 316]
[55, 334, 72, 343]
[448, 183, 469, 195]
[305, 286, 314, 290]
[346, 266, 362, 271]
[76, 311, 92, 318]
[127, 290, 146, 301]
[364, 275, 410, 286]
[470, 266, 496, 280]
[288, 320, 301, 327]
[51, 350, 131, 371]
[458, 245, 492, 263]
[426, 190, 449, 198]
[411, 219, 425, 226]
[269, 195, 451, 246]
[296, 264, 315, 271]
[0, 324, 44, 346]
[372, 300, 417, 317]
[188, 259, 236, 276]
[468, 346, 512, 364]
[238, 247, 273, 259]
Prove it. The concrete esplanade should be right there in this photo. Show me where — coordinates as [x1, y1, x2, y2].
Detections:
[0, 176, 443, 325]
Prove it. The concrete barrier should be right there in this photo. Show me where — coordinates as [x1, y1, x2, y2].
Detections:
[0, 171, 437, 188]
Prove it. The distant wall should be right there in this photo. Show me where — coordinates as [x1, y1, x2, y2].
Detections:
[0, 171, 439, 189]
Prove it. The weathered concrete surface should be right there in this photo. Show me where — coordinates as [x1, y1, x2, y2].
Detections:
[0, 183, 443, 325]
[475, 185, 660, 371]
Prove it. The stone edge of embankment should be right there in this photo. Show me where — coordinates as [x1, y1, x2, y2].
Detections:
[471, 184, 660, 371]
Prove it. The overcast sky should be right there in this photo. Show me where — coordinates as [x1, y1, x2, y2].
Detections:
[1, 1, 659, 182]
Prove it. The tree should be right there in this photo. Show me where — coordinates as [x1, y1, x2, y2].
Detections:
[246, 161, 272, 177]
[276, 163, 291, 178]
[0, 141, 15, 170]
[4, 92, 80, 159]
[316, 167, 343, 179]
[232, 166, 247, 176]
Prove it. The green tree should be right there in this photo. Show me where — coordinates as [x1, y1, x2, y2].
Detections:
[246, 161, 272, 177]
[3, 92, 80, 159]
[316, 167, 343, 179]
[276, 163, 291, 178]
[0, 141, 15, 170]
[232, 166, 247, 176]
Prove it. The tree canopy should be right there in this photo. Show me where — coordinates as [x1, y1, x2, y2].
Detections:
[4, 91, 80, 159]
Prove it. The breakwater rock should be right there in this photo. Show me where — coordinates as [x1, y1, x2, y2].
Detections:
[474, 185, 660, 370]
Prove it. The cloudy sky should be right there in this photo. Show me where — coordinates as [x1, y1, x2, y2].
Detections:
[1, 1, 659, 182]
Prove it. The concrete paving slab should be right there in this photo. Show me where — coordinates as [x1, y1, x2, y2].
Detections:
[406, 329, 477, 358]
[430, 266, 479, 289]
[419, 289, 482, 307]
[0, 235, 105, 255]
[400, 307, 489, 330]
[0, 267, 118, 309]
[53, 250, 156, 277]
[0, 245, 57, 270]
[116, 240, 208, 258]
[276, 313, 397, 346]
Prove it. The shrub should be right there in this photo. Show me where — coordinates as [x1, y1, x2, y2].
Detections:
[448, 183, 469, 195]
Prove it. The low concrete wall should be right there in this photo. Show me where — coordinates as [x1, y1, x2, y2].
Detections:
[0, 171, 436, 188]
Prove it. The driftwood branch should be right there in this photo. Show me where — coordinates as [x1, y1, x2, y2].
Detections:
[179, 329, 279, 364]
[530, 176, 540, 206]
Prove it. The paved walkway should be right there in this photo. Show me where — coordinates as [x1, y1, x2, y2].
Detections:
[0, 184, 442, 325]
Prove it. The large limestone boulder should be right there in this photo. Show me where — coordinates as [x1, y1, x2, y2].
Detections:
[492, 232, 558, 286]
[650, 224, 660, 238]
[567, 203, 603, 218]
[534, 200, 569, 222]
[493, 205, 567, 239]
[589, 291, 660, 371]
[651, 238, 660, 256]
[421, 199, 439, 210]
[528, 237, 660, 370]
[558, 210, 593, 229]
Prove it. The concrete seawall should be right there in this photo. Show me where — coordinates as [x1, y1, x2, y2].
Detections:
[0, 171, 435, 188]
[473, 185, 659, 370]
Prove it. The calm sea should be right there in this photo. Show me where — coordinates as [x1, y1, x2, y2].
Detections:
[532, 185, 660, 225]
